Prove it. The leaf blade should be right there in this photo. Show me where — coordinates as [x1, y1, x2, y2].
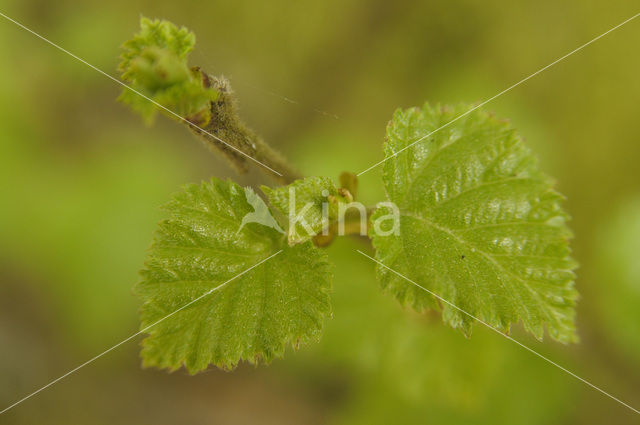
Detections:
[136, 178, 332, 372]
[372, 104, 578, 342]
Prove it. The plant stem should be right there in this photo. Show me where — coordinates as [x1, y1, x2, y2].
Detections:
[189, 73, 302, 185]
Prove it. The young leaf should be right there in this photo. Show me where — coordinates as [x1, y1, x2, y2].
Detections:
[118, 17, 218, 124]
[262, 177, 350, 245]
[371, 103, 578, 343]
[136, 178, 332, 373]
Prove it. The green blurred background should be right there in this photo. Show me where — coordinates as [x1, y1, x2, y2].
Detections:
[1, 0, 639, 423]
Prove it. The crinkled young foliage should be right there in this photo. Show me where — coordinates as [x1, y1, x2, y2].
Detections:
[118, 17, 218, 124]
[136, 179, 332, 373]
[371, 103, 578, 343]
[262, 176, 348, 245]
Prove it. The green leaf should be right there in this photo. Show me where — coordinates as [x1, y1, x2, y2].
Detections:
[371, 103, 578, 343]
[262, 177, 349, 245]
[136, 178, 332, 373]
[118, 17, 218, 125]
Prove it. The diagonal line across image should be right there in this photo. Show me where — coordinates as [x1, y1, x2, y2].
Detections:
[356, 12, 640, 177]
[0, 11, 285, 178]
[0, 251, 282, 415]
[356, 249, 640, 415]
[0, 5, 639, 418]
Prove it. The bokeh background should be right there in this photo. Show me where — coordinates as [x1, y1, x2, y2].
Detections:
[1, 0, 639, 423]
